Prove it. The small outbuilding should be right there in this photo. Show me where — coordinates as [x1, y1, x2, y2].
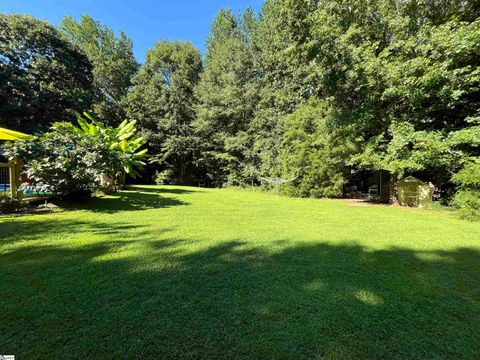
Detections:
[397, 176, 433, 209]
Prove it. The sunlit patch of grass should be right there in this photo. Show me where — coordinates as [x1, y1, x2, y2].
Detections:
[354, 290, 384, 306]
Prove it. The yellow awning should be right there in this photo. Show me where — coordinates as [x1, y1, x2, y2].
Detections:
[0, 127, 31, 141]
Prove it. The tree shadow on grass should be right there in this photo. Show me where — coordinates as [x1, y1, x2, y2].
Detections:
[62, 187, 190, 213]
[0, 217, 174, 246]
[1, 234, 479, 359]
[128, 185, 203, 195]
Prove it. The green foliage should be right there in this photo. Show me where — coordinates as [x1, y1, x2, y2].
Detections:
[259, 1, 480, 201]
[0, 14, 95, 132]
[453, 189, 480, 221]
[75, 113, 148, 181]
[3, 122, 102, 197]
[191, 1, 479, 202]
[154, 169, 174, 185]
[194, 8, 259, 187]
[3, 3, 479, 206]
[352, 122, 461, 178]
[2, 115, 147, 198]
[452, 160, 480, 220]
[280, 99, 357, 198]
[126, 40, 202, 184]
[60, 15, 138, 125]
[367, 17, 479, 200]
[0, 192, 26, 214]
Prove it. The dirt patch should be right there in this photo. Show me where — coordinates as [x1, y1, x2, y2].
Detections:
[343, 199, 391, 207]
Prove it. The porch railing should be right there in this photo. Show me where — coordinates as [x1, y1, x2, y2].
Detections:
[0, 160, 22, 199]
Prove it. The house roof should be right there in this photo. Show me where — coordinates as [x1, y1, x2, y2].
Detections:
[399, 176, 427, 185]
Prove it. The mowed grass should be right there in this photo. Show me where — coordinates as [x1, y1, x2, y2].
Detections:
[1, 186, 480, 359]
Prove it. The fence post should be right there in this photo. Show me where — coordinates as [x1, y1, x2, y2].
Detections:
[7, 159, 22, 200]
[14, 159, 22, 200]
[8, 161, 15, 197]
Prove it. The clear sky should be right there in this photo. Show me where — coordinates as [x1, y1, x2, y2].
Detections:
[0, 0, 263, 62]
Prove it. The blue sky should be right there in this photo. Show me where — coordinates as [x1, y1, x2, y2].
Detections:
[0, 0, 263, 62]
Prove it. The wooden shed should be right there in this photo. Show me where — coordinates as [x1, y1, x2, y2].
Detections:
[398, 176, 433, 209]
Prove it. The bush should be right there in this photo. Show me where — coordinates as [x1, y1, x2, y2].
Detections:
[452, 160, 480, 221]
[453, 189, 480, 221]
[3, 122, 101, 198]
[0, 192, 26, 214]
[154, 169, 174, 185]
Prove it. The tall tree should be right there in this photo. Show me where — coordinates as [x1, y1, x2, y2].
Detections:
[250, 0, 323, 181]
[194, 8, 259, 186]
[0, 14, 95, 133]
[60, 15, 138, 125]
[126, 40, 202, 184]
[280, 99, 358, 198]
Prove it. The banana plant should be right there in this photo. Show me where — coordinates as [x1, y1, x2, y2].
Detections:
[75, 112, 148, 186]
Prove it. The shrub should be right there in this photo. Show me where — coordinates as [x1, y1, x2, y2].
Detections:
[75, 113, 148, 182]
[154, 169, 174, 185]
[452, 160, 480, 221]
[4, 122, 101, 198]
[0, 192, 26, 214]
[453, 189, 480, 221]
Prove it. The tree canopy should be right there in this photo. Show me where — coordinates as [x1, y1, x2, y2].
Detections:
[0, 14, 95, 132]
[194, 8, 259, 186]
[60, 15, 138, 126]
[125, 40, 202, 184]
[192, 0, 479, 210]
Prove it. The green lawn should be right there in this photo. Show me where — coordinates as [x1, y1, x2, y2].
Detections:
[1, 186, 480, 359]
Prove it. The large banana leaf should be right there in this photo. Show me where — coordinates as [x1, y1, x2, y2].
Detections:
[74, 113, 148, 181]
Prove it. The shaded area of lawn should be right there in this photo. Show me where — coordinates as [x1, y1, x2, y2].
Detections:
[61, 186, 190, 213]
[1, 214, 479, 358]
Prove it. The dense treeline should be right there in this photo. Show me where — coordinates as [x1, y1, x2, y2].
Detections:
[193, 1, 480, 199]
[1, 1, 479, 215]
[191, 0, 479, 214]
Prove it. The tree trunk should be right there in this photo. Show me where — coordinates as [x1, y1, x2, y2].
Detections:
[180, 155, 186, 184]
[389, 173, 399, 205]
